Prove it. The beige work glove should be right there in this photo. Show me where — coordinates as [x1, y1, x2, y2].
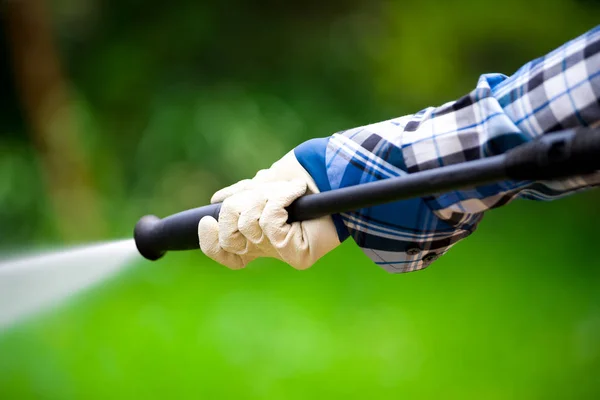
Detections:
[198, 151, 340, 270]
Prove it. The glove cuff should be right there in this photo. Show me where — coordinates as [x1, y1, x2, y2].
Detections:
[271, 151, 321, 194]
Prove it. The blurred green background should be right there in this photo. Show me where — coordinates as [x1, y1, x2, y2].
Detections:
[0, 0, 599, 398]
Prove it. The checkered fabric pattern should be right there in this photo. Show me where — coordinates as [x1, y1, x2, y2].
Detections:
[294, 25, 600, 273]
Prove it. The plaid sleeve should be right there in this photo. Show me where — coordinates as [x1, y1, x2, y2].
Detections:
[295, 25, 600, 273]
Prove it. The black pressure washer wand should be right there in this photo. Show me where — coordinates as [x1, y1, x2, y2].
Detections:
[134, 127, 600, 261]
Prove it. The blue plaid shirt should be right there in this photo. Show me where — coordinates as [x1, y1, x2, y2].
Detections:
[294, 25, 600, 273]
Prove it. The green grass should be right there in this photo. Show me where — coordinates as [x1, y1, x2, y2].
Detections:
[0, 193, 599, 399]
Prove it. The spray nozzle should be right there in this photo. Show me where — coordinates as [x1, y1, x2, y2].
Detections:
[133, 215, 166, 261]
[133, 204, 222, 261]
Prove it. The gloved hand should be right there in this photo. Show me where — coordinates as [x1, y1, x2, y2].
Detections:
[198, 151, 340, 270]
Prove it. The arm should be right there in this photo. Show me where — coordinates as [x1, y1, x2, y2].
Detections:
[294, 25, 600, 273]
[198, 26, 600, 272]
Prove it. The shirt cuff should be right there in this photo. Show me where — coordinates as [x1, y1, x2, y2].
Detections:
[294, 138, 351, 242]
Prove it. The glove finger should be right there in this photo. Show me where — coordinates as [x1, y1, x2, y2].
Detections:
[258, 180, 306, 234]
[211, 179, 258, 203]
[198, 216, 246, 270]
[218, 194, 250, 255]
[259, 180, 309, 268]
[238, 191, 268, 246]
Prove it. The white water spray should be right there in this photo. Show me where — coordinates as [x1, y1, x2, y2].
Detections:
[0, 239, 139, 331]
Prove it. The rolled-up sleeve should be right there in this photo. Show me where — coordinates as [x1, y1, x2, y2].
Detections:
[295, 25, 600, 273]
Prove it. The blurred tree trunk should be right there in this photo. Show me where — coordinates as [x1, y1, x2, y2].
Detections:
[3, 0, 105, 242]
